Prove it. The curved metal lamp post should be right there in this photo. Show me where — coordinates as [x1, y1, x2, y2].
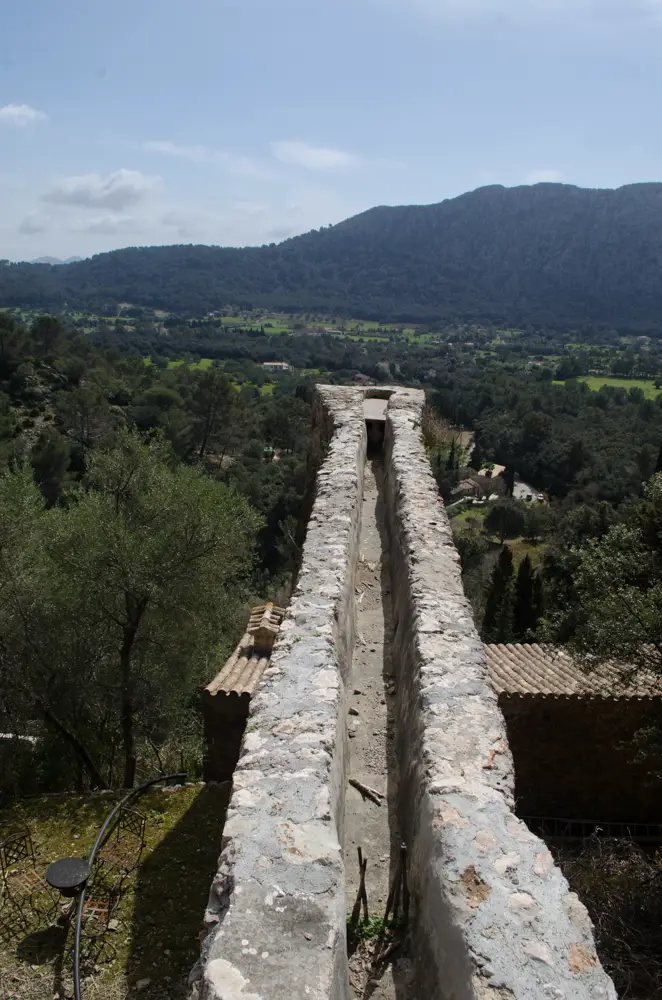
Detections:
[47, 772, 186, 1000]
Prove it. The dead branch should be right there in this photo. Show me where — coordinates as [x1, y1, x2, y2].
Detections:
[349, 778, 385, 806]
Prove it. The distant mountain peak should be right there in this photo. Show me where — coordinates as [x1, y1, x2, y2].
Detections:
[7, 183, 662, 329]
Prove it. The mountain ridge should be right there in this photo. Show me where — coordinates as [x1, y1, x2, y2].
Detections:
[4, 182, 662, 329]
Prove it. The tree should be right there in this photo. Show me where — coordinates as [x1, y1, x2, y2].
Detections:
[533, 572, 545, 623]
[655, 441, 662, 475]
[0, 431, 262, 789]
[31, 428, 71, 506]
[523, 504, 551, 544]
[56, 379, 116, 455]
[0, 313, 26, 378]
[501, 463, 515, 498]
[185, 369, 235, 459]
[485, 499, 525, 545]
[469, 438, 483, 471]
[482, 546, 514, 642]
[637, 444, 657, 482]
[569, 474, 662, 672]
[446, 439, 456, 471]
[32, 315, 64, 356]
[513, 555, 538, 639]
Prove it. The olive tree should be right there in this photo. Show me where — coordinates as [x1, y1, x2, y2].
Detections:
[570, 474, 662, 673]
[0, 430, 261, 789]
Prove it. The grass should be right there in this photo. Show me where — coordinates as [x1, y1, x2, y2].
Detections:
[450, 508, 548, 568]
[577, 376, 661, 398]
[0, 784, 229, 1000]
[508, 538, 549, 570]
[166, 358, 214, 371]
[553, 376, 662, 398]
[347, 913, 405, 943]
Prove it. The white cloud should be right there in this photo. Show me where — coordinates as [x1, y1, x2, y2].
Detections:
[143, 140, 269, 178]
[19, 211, 50, 235]
[143, 141, 209, 163]
[0, 104, 48, 127]
[42, 169, 161, 211]
[525, 169, 565, 183]
[69, 215, 144, 235]
[270, 141, 357, 170]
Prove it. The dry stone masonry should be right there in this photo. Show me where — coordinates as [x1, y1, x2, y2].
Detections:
[191, 386, 616, 1000]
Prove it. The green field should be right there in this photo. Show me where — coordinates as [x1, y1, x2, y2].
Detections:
[166, 357, 214, 370]
[577, 376, 661, 398]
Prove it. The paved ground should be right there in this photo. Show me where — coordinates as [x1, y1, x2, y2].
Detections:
[345, 461, 413, 1000]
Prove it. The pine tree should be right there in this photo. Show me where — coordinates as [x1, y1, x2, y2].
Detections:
[513, 555, 537, 639]
[482, 546, 514, 642]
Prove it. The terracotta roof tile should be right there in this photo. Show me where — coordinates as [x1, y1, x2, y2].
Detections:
[205, 604, 285, 699]
[485, 643, 662, 699]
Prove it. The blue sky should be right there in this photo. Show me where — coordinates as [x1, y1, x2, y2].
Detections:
[1, 0, 662, 260]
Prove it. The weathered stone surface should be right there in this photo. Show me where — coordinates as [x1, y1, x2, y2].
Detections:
[383, 389, 617, 1000]
[192, 384, 616, 1000]
[190, 386, 366, 1000]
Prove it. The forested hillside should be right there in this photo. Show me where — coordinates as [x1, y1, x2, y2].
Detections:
[0, 312, 311, 792]
[4, 182, 662, 328]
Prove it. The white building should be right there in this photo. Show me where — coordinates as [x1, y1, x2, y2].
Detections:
[262, 361, 291, 372]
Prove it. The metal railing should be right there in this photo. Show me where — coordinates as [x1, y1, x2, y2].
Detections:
[72, 773, 186, 1000]
[523, 815, 662, 843]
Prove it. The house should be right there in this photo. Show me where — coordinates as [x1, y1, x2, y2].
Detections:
[486, 643, 662, 826]
[262, 361, 291, 372]
[450, 479, 482, 501]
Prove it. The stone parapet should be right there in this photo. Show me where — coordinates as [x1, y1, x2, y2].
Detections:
[191, 383, 616, 1000]
[383, 390, 616, 1000]
[190, 386, 366, 1000]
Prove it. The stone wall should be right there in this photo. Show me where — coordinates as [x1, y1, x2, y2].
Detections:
[383, 390, 617, 1000]
[192, 384, 617, 1000]
[190, 386, 366, 1000]
[502, 695, 662, 822]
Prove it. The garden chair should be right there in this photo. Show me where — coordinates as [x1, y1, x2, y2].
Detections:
[80, 858, 121, 941]
[0, 829, 57, 921]
[99, 805, 147, 879]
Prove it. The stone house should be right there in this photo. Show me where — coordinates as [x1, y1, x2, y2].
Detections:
[486, 643, 662, 825]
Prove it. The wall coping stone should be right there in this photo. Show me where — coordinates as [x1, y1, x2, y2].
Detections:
[384, 390, 617, 1000]
[190, 386, 367, 1000]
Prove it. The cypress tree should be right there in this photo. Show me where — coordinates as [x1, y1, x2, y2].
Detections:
[534, 572, 544, 613]
[482, 546, 514, 642]
[446, 439, 456, 471]
[470, 438, 483, 472]
[513, 555, 537, 639]
[502, 463, 516, 498]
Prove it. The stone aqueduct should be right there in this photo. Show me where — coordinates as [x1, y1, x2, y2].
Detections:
[190, 386, 616, 1000]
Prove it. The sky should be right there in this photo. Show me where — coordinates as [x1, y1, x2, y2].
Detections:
[1, 0, 662, 260]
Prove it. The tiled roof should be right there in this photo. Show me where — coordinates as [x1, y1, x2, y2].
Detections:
[485, 643, 662, 700]
[205, 604, 285, 699]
